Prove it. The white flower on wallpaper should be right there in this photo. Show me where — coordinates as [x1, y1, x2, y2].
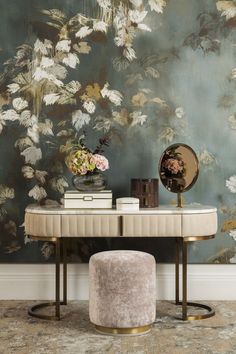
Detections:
[97, 0, 111, 8]
[72, 110, 91, 131]
[49, 177, 69, 194]
[231, 68, 236, 80]
[129, 10, 148, 24]
[15, 137, 34, 151]
[229, 229, 236, 241]
[47, 64, 67, 80]
[40, 57, 54, 68]
[2, 109, 19, 121]
[21, 146, 42, 165]
[41, 242, 55, 260]
[228, 114, 236, 130]
[226, 175, 236, 193]
[97, 0, 111, 9]
[198, 149, 217, 167]
[27, 125, 39, 143]
[75, 42, 91, 54]
[216, 1, 236, 20]
[148, 0, 166, 13]
[101, 83, 123, 106]
[93, 116, 112, 132]
[76, 26, 93, 39]
[0, 116, 6, 134]
[43, 93, 60, 106]
[33, 68, 64, 87]
[0, 185, 14, 205]
[123, 47, 136, 61]
[62, 53, 80, 68]
[56, 129, 73, 137]
[159, 127, 175, 144]
[112, 57, 130, 72]
[83, 101, 96, 114]
[7, 83, 20, 94]
[55, 39, 71, 52]
[112, 109, 129, 126]
[130, 111, 147, 126]
[131, 92, 148, 107]
[22, 166, 34, 179]
[34, 39, 52, 55]
[229, 255, 236, 263]
[19, 112, 37, 128]
[93, 20, 108, 33]
[175, 107, 185, 118]
[22, 166, 48, 184]
[130, 0, 143, 7]
[28, 185, 47, 201]
[150, 96, 168, 107]
[35, 170, 48, 184]
[38, 119, 54, 136]
[65, 81, 81, 94]
[137, 23, 152, 32]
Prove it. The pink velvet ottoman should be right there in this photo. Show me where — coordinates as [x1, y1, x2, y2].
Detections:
[89, 250, 156, 335]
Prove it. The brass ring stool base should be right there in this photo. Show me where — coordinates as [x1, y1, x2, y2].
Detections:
[28, 302, 66, 321]
[95, 324, 151, 336]
[175, 301, 215, 321]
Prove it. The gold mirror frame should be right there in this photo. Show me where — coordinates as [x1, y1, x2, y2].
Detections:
[159, 143, 199, 207]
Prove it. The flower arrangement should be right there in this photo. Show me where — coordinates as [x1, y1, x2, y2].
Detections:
[162, 158, 185, 175]
[65, 135, 109, 176]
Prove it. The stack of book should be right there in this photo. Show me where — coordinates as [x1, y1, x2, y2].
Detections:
[64, 190, 112, 209]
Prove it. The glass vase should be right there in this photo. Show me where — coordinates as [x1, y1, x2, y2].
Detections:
[72, 172, 107, 192]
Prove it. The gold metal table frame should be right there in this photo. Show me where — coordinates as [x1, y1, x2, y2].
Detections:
[175, 235, 215, 321]
[28, 236, 67, 321]
[28, 234, 215, 321]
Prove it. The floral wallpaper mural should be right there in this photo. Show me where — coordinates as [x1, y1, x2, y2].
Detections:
[1, 0, 236, 263]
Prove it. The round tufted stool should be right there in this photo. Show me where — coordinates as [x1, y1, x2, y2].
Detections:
[89, 250, 156, 335]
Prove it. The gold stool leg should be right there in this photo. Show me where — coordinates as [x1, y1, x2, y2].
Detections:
[28, 238, 68, 321]
[175, 237, 215, 321]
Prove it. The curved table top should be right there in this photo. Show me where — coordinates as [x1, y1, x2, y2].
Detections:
[25, 203, 217, 215]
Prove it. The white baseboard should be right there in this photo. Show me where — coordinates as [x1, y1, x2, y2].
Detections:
[0, 264, 235, 301]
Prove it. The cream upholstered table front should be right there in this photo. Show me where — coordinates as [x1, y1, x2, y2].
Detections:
[24, 204, 217, 321]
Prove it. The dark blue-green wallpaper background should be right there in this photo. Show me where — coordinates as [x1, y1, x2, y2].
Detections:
[0, 0, 236, 263]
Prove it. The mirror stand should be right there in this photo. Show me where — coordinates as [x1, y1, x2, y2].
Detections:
[177, 192, 183, 208]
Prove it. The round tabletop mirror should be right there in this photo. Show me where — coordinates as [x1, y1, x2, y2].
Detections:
[159, 143, 199, 199]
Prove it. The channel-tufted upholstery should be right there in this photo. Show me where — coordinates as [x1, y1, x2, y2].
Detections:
[25, 210, 217, 238]
[61, 215, 120, 237]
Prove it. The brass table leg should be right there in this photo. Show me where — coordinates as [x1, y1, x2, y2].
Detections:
[63, 238, 67, 306]
[175, 238, 179, 305]
[28, 237, 68, 321]
[175, 236, 215, 321]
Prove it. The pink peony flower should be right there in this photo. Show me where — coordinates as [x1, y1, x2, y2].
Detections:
[163, 158, 184, 174]
[92, 154, 109, 171]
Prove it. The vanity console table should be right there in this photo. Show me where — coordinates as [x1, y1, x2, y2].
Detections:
[24, 204, 218, 321]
